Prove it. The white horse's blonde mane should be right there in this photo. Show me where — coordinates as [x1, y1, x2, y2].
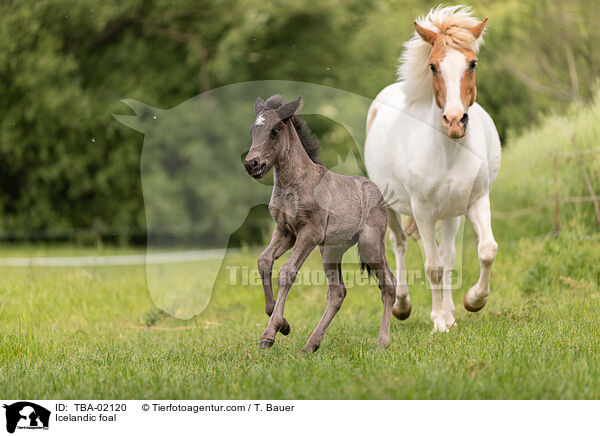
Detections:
[397, 5, 485, 104]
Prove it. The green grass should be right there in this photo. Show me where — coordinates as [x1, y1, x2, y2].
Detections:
[491, 91, 600, 240]
[3, 94, 600, 399]
[1, 228, 599, 399]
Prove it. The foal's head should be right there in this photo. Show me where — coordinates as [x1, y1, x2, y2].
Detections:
[414, 14, 487, 138]
[244, 95, 303, 179]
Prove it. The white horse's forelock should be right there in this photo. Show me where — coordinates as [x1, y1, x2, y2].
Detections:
[397, 5, 484, 104]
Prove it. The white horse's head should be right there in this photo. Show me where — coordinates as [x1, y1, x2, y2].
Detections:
[413, 10, 487, 138]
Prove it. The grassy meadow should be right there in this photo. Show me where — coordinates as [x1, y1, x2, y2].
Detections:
[2, 98, 600, 399]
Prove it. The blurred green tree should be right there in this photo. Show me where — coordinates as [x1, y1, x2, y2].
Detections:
[0, 0, 598, 244]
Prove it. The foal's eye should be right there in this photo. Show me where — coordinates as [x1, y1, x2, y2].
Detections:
[429, 64, 438, 74]
[270, 128, 280, 138]
[469, 60, 478, 71]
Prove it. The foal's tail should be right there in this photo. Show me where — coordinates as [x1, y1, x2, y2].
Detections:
[404, 216, 420, 241]
[358, 249, 375, 279]
[376, 184, 420, 241]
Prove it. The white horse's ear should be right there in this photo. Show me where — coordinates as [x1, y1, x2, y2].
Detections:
[413, 21, 437, 45]
[470, 17, 488, 39]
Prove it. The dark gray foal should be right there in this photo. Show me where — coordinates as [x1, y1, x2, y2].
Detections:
[243, 95, 396, 353]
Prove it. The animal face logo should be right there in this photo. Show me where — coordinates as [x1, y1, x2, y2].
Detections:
[3, 402, 50, 433]
[114, 80, 373, 319]
[114, 80, 477, 316]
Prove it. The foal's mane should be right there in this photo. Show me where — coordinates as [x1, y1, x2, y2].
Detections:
[397, 5, 484, 104]
[265, 95, 321, 164]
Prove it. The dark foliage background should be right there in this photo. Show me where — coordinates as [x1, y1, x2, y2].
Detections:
[0, 0, 598, 244]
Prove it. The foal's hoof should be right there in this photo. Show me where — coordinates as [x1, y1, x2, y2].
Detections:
[259, 339, 274, 349]
[300, 344, 319, 354]
[463, 294, 487, 312]
[377, 338, 390, 348]
[279, 320, 291, 336]
[392, 303, 411, 320]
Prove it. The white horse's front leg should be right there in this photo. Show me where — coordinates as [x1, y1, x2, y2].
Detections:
[465, 195, 498, 312]
[440, 217, 460, 329]
[388, 210, 411, 320]
[412, 205, 446, 333]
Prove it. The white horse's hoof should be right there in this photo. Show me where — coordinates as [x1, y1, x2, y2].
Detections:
[444, 316, 456, 329]
[431, 318, 450, 333]
[464, 287, 488, 312]
[441, 304, 456, 328]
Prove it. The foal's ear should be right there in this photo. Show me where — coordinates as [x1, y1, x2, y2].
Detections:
[470, 17, 488, 39]
[277, 96, 303, 120]
[413, 21, 437, 45]
[254, 97, 267, 114]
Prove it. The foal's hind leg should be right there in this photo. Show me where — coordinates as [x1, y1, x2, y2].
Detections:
[388, 209, 412, 320]
[301, 245, 348, 353]
[358, 220, 396, 347]
[258, 226, 294, 335]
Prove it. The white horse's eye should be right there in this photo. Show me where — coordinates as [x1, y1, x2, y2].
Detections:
[429, 63, 438, 74]
[469, 60, 478, 71]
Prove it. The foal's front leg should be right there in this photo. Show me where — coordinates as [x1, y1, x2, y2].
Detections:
[259, 229, 321, 348]
[257, 226, 294, 335]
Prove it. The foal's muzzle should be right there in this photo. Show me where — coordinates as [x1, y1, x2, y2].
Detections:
[244, 158, 268, 179]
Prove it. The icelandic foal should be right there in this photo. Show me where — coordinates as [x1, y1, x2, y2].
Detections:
[244, 95, 395, 352]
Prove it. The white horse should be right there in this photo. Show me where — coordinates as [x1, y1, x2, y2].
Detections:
[364, 6, 501, 333]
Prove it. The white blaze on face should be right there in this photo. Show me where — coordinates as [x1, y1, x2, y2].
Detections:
[255, 114, 265, 126]
[440, 48, 467, 115]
